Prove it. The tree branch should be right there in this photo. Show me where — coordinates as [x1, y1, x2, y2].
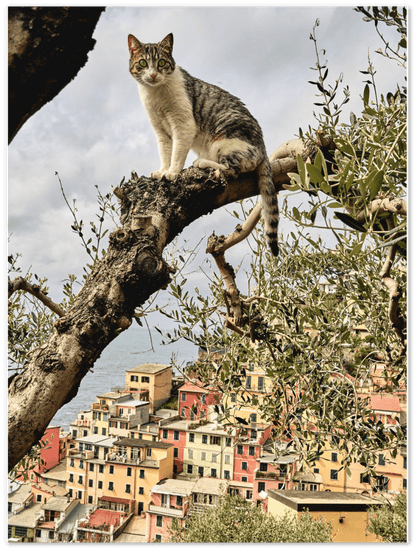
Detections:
[8, 156, 296, 470]
[356, 197, 407, 224]
[8, 276, 66, 318]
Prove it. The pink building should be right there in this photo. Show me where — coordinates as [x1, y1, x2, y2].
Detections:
[17, 426, 61, 483]
[178, 380, 219, 421]
[159, 420, 187, 475]
[370, 395, 403, 426]
[146, 478, 195, 542]
[233, 424, 272, 483]
[252, 453, 298, 508]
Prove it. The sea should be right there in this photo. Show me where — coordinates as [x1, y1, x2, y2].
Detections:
[51, 321, 198, 431]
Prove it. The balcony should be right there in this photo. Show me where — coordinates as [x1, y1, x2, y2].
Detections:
[92, 403, 109, 411]
[148, 504, 184, 517]
[255, 470, 288, 480]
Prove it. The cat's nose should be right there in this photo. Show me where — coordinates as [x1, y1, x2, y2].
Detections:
[150, 72, 157, 79]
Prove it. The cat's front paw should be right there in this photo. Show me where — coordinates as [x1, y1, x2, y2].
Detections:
[163, 169, 180, 182]
[150, 169, 167, 180]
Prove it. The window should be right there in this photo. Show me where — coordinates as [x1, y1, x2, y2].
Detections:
[176, 496, 183, 506]
[88, 479, 93, 488]
[89, 463, 94, 472]
[260, 462, 267, 472]
[309, 484, 318, 491]
[258, 482, 265, 492]
[376, 475, 389, 491]
[155, 535, 162, 542]
[69, 473, 74, 483]
[78, 475, 83, 484]
[174, 431, 179, 441]
[225, 437, 232, 447]
[246, 490, 253, 499]
[88, 496, 93, 504]
[224, 470, 230, 479]
[250, 413, 257, 423]
[331, 452, 338, 462]
[201, 451, 207, 461]
[99, 465, 104, 474]
[250, 429, 257, 440]
[241, 476, 248, 482]
[211, 468, 217, 478]
[225, 454, 231, 464]
[249, 446, 255, 456]
[403, 479, 407, 489]
[231, 393, 236, 403]
[187, 464, 193, 474]
[70, 458, 75, 468]
[330, 469, 338, 480]
[180, 408, 186, 418]
[35, 529, 41, 538]
[79, 459, 84, 469]
[126, 484, 131, 494]
[201, 394, 206, 404]
[156, 516, 163, 527]
[36, 494, 42, 503]
[241, 461, 248, 471]
[210, 436, 221, 445]
[360, 473, 370, 484]
[141, 376, 150, 383]
[162, 429, 168, 439]
[127, 467, 132, 476]
[102, 428, 107, 436]
[188, 449, 194, 459]
[109, 465, 114, 474]
[181, 393, 187, 402]
[202, 434, 208, 444]
[378, 454, 386, 466]
[258, 377, 264, 391]
[173, 448, 179, 458]
[403, 456, 407, 469]
[190, 410, 195, 421]
[237, 445, 243, 455]
[108, 481, 114, 491]
[200, 410, 205, 419]
[140, 469, 145, 479]
[147, 448, 152, 457]
[72, 429, 78, 438]
[189, 433, 195, 443]
[313, 467, 320, 474]
[49, 531, 54, 540]
[93, 427, 98, 434]
[246, 376, 252, 389]
[139, 486, 144, 495]
[68, 488, 73, 498]
[98, 481, 103, 489]
[131, 375, 139, 382]
[198, 466, 204, 476]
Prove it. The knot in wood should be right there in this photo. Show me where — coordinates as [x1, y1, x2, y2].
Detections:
[109, 227, 134, 248]
[136, 251, 162, 276]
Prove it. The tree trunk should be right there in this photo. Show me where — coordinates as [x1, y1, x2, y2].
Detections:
[8, 6, 105, 143]
[8, 156, 301, 471]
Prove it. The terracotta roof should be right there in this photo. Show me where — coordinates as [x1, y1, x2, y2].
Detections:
[370, 395, 401, 412]
[82, 509, 125, 529]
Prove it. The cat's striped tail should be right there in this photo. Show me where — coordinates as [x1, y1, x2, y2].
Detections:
[257, 159, 279, 257]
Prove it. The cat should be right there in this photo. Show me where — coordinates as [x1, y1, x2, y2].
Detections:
[128, 32, 279, 256]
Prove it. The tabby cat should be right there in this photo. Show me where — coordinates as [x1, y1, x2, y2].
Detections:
[128, 32, 279, 256]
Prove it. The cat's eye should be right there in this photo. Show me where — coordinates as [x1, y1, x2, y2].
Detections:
[138, 59, 147, 67]
[158, 59, 166, 67]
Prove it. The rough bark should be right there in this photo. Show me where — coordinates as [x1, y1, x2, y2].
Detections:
[8, 6, 105, 143]
[8, 156, 301, 471]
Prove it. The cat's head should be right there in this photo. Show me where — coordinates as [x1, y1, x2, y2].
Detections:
[128, 33, 175, 87]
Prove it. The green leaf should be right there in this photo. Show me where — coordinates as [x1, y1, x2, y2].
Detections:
[368, 169, 385, 201]
[297, 154, 307, 186]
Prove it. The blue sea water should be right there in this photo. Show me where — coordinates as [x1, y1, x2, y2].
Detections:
[51, 321, 197, 430]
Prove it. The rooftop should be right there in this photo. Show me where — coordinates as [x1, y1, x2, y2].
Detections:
[151, 478, 196, 497]
[79, 508, 126, 530]
[8, 503, 43, 528]
[42, 460, 68, 482]
[115, 399, 149, 408]
[126, 363, 171, 374]
[191, 477, 226, 496]
[76, 435, 118, 446]
[8, 483, 32, 504]
[268, 490, 382, 512]
[57, 503, 93, 535]
[114, 437, 172, 450]
[41, 496, 72, 512]
[370, 395, 402, 412]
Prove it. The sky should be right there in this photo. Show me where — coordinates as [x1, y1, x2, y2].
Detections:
[7, 4, 406, 327]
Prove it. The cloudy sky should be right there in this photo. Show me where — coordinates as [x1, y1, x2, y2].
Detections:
[8, 4, 406, 317]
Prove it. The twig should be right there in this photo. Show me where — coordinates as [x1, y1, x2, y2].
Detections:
[8, 277, 65, 317]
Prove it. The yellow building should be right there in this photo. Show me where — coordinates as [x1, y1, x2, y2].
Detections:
[125, 364, 172, 414]
[104, 438, 174, 515]
[268, 490, 382, 543]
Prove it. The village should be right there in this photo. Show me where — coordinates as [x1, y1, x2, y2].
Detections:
[8, 348, 407, 543]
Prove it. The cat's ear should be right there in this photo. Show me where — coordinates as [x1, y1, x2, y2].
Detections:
[160, 33, 174, 53]
[128, 34, 142, 53]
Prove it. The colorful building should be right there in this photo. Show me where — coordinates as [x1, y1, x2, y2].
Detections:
[125, 364, 172, 413]
[267, 490, 382, 543]
[178, 380, 219, 420]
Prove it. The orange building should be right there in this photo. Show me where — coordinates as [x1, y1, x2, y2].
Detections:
[125, 364, 172, 413]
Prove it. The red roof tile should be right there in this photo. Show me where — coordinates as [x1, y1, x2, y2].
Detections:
[370, 395, 401, 412]
[84, 509, 124, 529]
